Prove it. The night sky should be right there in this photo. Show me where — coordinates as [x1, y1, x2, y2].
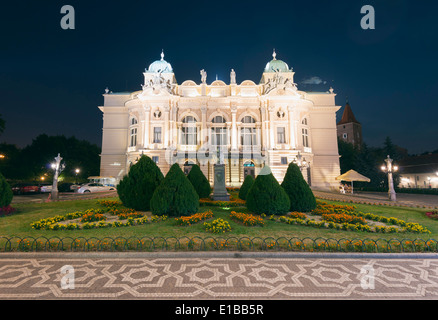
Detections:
[1, 0, 437, 154]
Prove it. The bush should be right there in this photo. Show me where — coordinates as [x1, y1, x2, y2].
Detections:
[281, 162, 316, 212]
[246, 166, 290, 215]
[150, 163, 199, 216]
[117, 155, 164, 211]
[238, 174, 254, 200]
[187, 164, 211, 198]
[0, 173, 13, 207]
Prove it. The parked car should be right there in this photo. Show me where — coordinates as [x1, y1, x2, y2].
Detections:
[11, 183, 26, 195]
[76, 183, 116, 193]
[12, 183, 40, 194]
[39, 184, 52, 193]
[58, 183, 81, 192]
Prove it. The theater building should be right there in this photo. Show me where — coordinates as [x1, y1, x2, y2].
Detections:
[98, 50, 341, 190]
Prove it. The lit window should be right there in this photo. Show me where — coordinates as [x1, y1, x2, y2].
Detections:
[301, 118, 309, 148]
[241, 116, 256, 123]
[153, 127, 162, 143]
[130, 128, 137, 147]
[302, 128, 309, 147]
[240, 116, 256, 146]
[277, 127, 286, 144]
[181, 116, 197, 145]
[211, 116, 227, 145]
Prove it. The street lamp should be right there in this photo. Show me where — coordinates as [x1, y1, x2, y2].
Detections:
[293, 151, 310, 183]
[381, 155, 398, 202]
[292, 151, 308, 168]
[75, 168, 80, 184]
[50, 153, 65, 200]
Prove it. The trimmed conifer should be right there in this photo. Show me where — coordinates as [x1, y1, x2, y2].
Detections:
[116, 155, 164, 211]
[281, 162, 316, 212]
[238, 174, 254, 200]
[246, 166, 290, 215]
[150, 163, 199, 216]
[187, 164, 211, 198]
[0, 172, 13, 207]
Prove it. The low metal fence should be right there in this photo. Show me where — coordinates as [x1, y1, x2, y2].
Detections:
[1, 236, 437, 253]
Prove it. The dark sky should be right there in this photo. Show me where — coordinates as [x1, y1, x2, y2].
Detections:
[1, 0, 437, 154]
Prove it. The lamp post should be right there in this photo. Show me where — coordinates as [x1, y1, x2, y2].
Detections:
[51, 153, 65, 200]
[381, 155, 398, 202]
[293, 151, 310, 184]
[75, 168, 80, 184]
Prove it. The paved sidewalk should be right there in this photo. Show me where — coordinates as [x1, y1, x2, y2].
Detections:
[1, 252, 438, 300]
[314, 190, 438, 209]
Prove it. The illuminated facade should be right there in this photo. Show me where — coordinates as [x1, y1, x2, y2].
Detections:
[98, 50, 341, 190]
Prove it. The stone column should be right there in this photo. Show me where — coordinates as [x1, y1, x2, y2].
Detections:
[231, 104, 238, 151]
[269, 107, 275, 150]
[164, 105, 170, 147]
[288, 105, 296, 149]
[144, 105, 151, 149]
[172, 104, 178, 147]
[260, 104, 267, 150]
[201, 105, 207, 149]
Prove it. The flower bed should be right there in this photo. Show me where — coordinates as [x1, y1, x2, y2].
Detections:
[269, 201, 431, 234]
[229, 211, 264, 227]
[0, 205, 17, 217]
[204, 218, 232, 233]
[30, 205, 167, 230]
[426, 211, 438, 220]
[174, 210, 214, 226]
[321, 213, 367, 225]
[199, 197, 246, 208]
[288, 212, 307, 219]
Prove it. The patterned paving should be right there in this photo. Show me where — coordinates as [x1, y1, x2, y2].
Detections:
[1, 255, 438, 299]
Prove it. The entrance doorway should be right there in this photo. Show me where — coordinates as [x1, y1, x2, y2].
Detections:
[243, 161, 255, 178]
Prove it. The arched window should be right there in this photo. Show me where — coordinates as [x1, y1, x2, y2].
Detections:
[181, 116, 197, 145]
[131, 117, 138, 125]
[240, 116, 256, 146]
[241, 116, 256, 124]
[211, 115, 227, 146]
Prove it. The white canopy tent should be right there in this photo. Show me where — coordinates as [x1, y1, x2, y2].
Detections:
[336, 170, 370, 194]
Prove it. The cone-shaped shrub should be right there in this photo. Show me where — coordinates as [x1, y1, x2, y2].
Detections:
[238, 174, 254, 200]
[246, 166, 290, 215]
[281, 162, 316, 212]
[150, 163, 199, 216]
[0, 173, 13, 207]
[187, 164, 211, 198]
[117, 155, 164, 211]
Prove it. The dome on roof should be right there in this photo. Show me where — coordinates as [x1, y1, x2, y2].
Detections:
[146, 51, 173, 73]
[264, 49, 291, 73]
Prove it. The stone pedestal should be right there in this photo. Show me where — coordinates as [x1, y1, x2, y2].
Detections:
[210, 164, 230, 201]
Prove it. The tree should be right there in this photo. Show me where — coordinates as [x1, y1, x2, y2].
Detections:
[0, 114, 5, 137]
[150, 163, 199, 216]
[187, 164, 211, 198]
[238, 174, 254, 200]
[117, 155, 164, 211]
[246, 166, 290, 215]
[0, 172, 13, 207]
[12, 134, 100, 181]
[281, 163, 316, 212]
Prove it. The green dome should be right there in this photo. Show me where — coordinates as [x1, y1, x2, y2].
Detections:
[264, 50, 291, 73]
[146, 51, 173, 73]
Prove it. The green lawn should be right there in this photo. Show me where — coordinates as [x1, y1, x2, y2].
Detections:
[2, 196, 437, 245]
